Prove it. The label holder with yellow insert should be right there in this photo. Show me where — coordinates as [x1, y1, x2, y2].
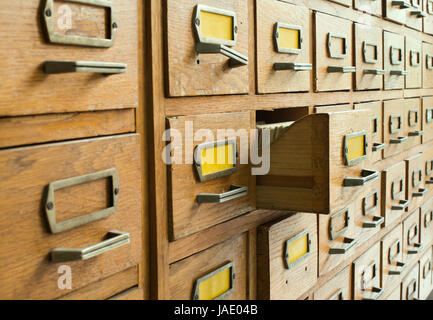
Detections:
[343, 131, 368, 167]
[273, 22, 312, 71]
[192, 262, 235, 300]
[193, 4, 248, 68]
[43, 0, 117, 48]
[283, 230, 311, 270]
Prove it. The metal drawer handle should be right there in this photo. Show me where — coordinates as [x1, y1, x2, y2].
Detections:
[426, 177, 433, 184]
[51, 230, 130, 263]
[44, 61, 127, 74]
[274, 63, 312, 71]
[392, 1, 411, 9]
[391, 199, 410, 210]
[45, 168, 119, 234]
[197, 185, 248, 204]
[389, 261, 407, 275]
[424, 210, 433, 228]
[413, 188, 427, 197]
[362, 287, 384, 300]
[364, 69, 385, 75]
[390, 70, 408, 76]
[390, 136, 408, 144]
[411, 10, 427, 18]
[327, 66, 356, 73]
[362, 216, 384, 228]
[196, 43, 248, 68]
[363, 41, 379, 64]
[343, 169, 379, 187]
[372, 142, 386, 152]
[409, 130, 424, 136]
[329, 237, 357, 255]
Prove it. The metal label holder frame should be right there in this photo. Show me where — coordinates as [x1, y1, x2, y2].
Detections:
[329, 208, 350, 241]
[363, 41, 379, 64]
[390, 46, 403, 66]
[284, 230, 311, 270]
[391, 176, 404, 200]
[273, 22, 303, 55]
[43, 0, 117, 48]
[327, 33, 348, 59]
[192, 262, 235, 300]
[45, 168, 119, 234]
[410, 50, 421, 67]
[362, 190, 379, 216]
[343, 131, 368, 167]
[361, 261, 378, 291]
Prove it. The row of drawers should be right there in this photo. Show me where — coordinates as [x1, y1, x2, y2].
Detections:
[167, 207, 433, 300]
[165, 0, 433, 97]
[0, 134, 143, 299]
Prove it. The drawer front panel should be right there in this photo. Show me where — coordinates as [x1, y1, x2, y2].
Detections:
[422, 96, 433, 143]
[256, 0, 311, 94]
[405, 37, 422, 89]
[0, 134, 142, 299]
[0, 0, 138, 117]
[381, 223, 405, 291]
[403, 209, 423, 264]
[403, 98, 423, 152]
[169, 233, 247, 300]
[420, 197, 433, 247]
[257, 213, 318, 300]
[423, 42, 433, 88]
[419, 247, 433, 299]
[384, 99, 407, 158]
[402, 263, 420, 300]
[384, 0, 408, 24]
[406, 0, 424, 31]
[384, 32, 406, 90]
[405, 153, 426, 211]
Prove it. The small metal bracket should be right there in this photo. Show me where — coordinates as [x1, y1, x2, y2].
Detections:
[284, 230, 311, 270]
[408, 110, 419, 127]
[51, 230, 129, 263]
[391, 199, 410, 210]
[407, 224, 423, 254]
[423, 259, 432, 279]
[362, 216, 384, 228]
[43, 0, 117, 48]
[274, 63, 312, 71]
[192, 262, 235, 300]
[343, 169, 379, 187]
[426, 159, 433, 176]
[197, 185, 248, 204]
[389, 261, 406, 275]
[362, 287, 384, 300]
[411, 10, 427, 18]
[372, 142, 386, 152]
[328, 289, 344, 300]
[44, 61, 127, 74]
[426, 108, 433, 124]
[273, 22, 303, 54]
[412, 168, 423, 188]
[45, 168, 118, 234]
[327, 33, 348, 59]
[390, 70, 408, 76]
[363, 41, 379, 64]
[391, 0, 411, 9]
[406, 279, 418, 300]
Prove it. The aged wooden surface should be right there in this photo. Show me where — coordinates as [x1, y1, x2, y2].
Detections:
[313, 265, 351, 300]
[352, 242, 381, 300]
[0, 134, 142, 299]
[108, 286, 145, 300]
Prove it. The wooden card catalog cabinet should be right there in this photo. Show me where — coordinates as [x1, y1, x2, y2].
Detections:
[0, 0, 138, 117]
[165, 0, 248, 97]
[256, 0, 311, 93]
[257, 109, 377, 215]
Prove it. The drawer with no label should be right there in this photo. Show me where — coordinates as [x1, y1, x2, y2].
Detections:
[419, 247, 433, 299]
[313, 266, 351, 300]
[402, 263, 420, 300]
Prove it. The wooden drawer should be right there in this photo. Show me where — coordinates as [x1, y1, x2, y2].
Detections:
[383, 99, 407, 158]
[0, 134, 142, 299]
[314, 12, 354, 92]
[257, 213, 318, 300]
[168, 233, 247, 300]
[381, 161, 409, 227]
[384, 32, 406, 90]
[405, 37, 423, 89]
[313, 266, 351, 300]
[314, 104, 352, 113]
[423, 42, 433, 88]
[419, 247, 433, 299]
[257, 109, 378, 215]
[422, 96, 433, 143]
[405, 153, 426, 212]
[352, 242, 383, 300]
[165, 0, 248, 97]
[0, 0, 138, 117]
[384, 284, 401, 300]
[354, 101, 384, 163]
[384, 0, 408, 24]
[354, 23, 384, 91]
[354, 0, 382, 15]
[403, 209, 423, 264]
[424, 147, 433, 197]
[256, 0, 311, 94]
[167, 112, 254, 241]
[403, 98, 423, 152]
[420, 197, 433, 247]
[381, 223, 406, 292]
[402, 263, 420, 300]
[406, 0, 425, 31]
[424, 0, 433, 35]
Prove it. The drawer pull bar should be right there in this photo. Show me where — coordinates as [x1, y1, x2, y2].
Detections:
[392, 0, 411, 8]
[329, 237, 357, 255]
[196, 43, 248, 68]
[390, 70, 408, 76]
[426, 177, 433, 184]
[408, 130, 424, 136]
[390, 136, 408, 144]
[197, 185, 248, 204]
[372, 142, 386, 151]
[362, 287, 384, 300]
[413, 188, 427, 197]
[411, 10, 427, 18]
[44, 61, 127, 74]
[327, 66, 356, 73]
[51, 230, 130, 263]
[362, 216, 384, 228]
[274, 63, 312, 71]
[343, 169, 379, 187]
[45, 168, 119, 234]
[407, 242, 423, 254]
[391, 199, 410, 210]
[389, 262, 407, 275]
[363, 69, 385, 75]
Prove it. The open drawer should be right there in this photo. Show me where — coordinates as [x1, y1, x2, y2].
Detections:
[256, 109, 377, 214]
